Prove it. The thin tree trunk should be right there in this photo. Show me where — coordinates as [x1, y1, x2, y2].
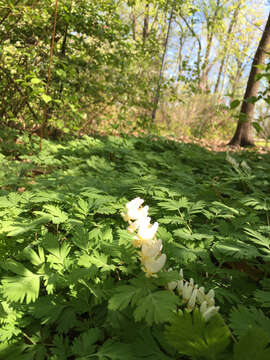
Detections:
[179, 13, 201, 81]
[215, 0, 242, 93]
[230, 59, 245, 98]
[151, 0, 175, 124]
[229, 11, 270, 146]
[131, 8, 137, 41]
[142, 2, 149, 43]
[40, 0, 58, 148]
[200, 0, 221, 91]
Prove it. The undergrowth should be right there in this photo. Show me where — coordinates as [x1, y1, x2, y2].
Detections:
[0, 132, 270, 359]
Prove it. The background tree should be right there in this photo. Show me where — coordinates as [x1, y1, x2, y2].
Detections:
[228, 10, 270, 146]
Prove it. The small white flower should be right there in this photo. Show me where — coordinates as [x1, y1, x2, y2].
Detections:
[200, 301, 208, 315]
[179, 269, 184, 279]
[187, 288, 198, 311]
[142, 253, 166, 277]
[196, 287, 205, 304]
[205, 289, 215, 307]
[137, 218, 158, 242]
[126, 197, 144, 211]
[201, 306, 220, 322]
[141, 239, 163, 259]
[167, 268, 178, 291]
[177, 279, 184, 295]
[125, 198, 149, 221]
[182, 282, 193, 303]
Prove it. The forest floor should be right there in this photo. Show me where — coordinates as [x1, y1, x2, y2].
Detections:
[1, 131, 270, 359]
[168, 135, 270, 154]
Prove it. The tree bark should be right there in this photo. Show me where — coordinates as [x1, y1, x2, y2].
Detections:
[229, 11, 270, 146]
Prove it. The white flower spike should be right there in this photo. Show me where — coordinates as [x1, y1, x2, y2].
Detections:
[122, 198, 166, 277]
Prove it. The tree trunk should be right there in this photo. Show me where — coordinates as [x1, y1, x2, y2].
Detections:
[142, 2, 149, 43]
[229, 11, 270, 146]
[179, 13, 201, 81]
[131, 8, 137, 41]
[230, 59, 245, 98]
[200, 0, 221, 91]
[214, 0, 242, 93]
[151, 0, 175, 124]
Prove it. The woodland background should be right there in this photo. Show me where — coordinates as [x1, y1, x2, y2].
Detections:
[1, 0, 270, 145]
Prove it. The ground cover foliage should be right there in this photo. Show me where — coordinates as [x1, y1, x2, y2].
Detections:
[1, 133, 270, 359]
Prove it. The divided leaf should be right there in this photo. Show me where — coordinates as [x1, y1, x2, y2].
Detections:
[133, 290, 179, 325]
[230, 306, 270, 337]
[165, 309, 231, 359]
[233, 327, 270, 360]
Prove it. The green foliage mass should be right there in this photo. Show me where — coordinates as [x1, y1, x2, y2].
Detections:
[0, 0, 163, 135]
[1, 133, 270, 358]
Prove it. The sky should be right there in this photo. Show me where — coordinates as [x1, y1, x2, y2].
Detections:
[163, 0, 270, 100]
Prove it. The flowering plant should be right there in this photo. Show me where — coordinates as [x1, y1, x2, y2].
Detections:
[122, 197, 166, 276]
[122, 197, 219, 321]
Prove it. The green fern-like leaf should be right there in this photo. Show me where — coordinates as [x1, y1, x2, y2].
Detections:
[233, 327, 270, 360]
[157, 198, 189, 212]
[133, 290, 179, 325]
[36, 204, 69, 224]
[244, 228, 270, 249]
[108, 285, 144, 311]
[2, 274, 40, 304]
[72, 328, 103, 357]
[165, 309, 231, 359]
[95, 339, 135, 360]
[254, 290, 270, 307]
[212, 239, 259, 261]
[230, 306, 270, 338]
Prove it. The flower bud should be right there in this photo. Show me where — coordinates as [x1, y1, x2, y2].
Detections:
[197, 287, 205, 304]
[177, 279, 184, 295]
[182, 282, 193, 303]
[187, 288, 198, 311]
[202, 306, 219, 322]
[179, 269, 184, 279]
[200, 301, 208, 315]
